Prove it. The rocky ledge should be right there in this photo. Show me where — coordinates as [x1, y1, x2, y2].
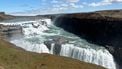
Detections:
[54, 10, 122, 69]
[0, 24, 23, 39]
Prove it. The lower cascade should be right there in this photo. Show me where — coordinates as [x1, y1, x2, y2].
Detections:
[60, 44, 116, 69]
[0, 18, 116, 69]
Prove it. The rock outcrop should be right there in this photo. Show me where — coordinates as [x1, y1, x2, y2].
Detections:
[44, 36, 69, 55]
[0, 24, 23, 39]
[0, 12, 14, 21]
[54, 10, 122, 69]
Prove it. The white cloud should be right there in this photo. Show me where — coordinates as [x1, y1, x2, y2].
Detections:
[65, 0, 80, 3]
[61, 4, 69, 7]
[104, 0, 122, 3]
[89, 0, 122, 7]
[50, 0, 83, 13]
[112, 0, 122, 2]
[89, 1, 111, 7]
[70, 3, 83, 8]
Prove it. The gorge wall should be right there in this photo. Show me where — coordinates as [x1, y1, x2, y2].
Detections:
[54, 12, 122, 69]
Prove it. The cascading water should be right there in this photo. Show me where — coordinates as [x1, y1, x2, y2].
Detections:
[0, 18, 116, 69]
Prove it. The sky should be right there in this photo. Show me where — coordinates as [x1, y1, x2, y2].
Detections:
[0, 0, 122, 15]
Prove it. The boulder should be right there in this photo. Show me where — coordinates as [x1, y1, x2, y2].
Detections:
[44, 36, 69, 55]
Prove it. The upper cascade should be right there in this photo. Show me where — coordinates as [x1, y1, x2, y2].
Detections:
[0, 18, 116, 69]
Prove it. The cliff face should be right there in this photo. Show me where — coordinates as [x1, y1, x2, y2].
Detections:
[54, 10, 122, 69]
[0, 12, 14, 21]
[0, 24, 23, 39]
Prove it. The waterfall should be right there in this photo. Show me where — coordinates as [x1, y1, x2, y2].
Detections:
[50, 43, 55, 54]
[60, 44, 116, 69]
[0, 18, 116, 69]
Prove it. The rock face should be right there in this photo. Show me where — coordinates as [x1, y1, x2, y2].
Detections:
[0, 12, 14, 21]
[0, 12, 5, 15]
[106, 46, 122, 68]
[44, 36, 69, 55]
[54, 10, 122, 69]
[0, 24, 23, 39]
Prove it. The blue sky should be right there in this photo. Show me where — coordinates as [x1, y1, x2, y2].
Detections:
[0, 0, 122, 15]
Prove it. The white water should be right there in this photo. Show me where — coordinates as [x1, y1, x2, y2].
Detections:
[0, 18, 116, 69]
[60, 44, 116, 69]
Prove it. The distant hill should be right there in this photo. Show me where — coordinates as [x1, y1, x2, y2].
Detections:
[58, 9, 122, 20]
[0, 12, 14, 21]
[96, 9, 122, 18]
